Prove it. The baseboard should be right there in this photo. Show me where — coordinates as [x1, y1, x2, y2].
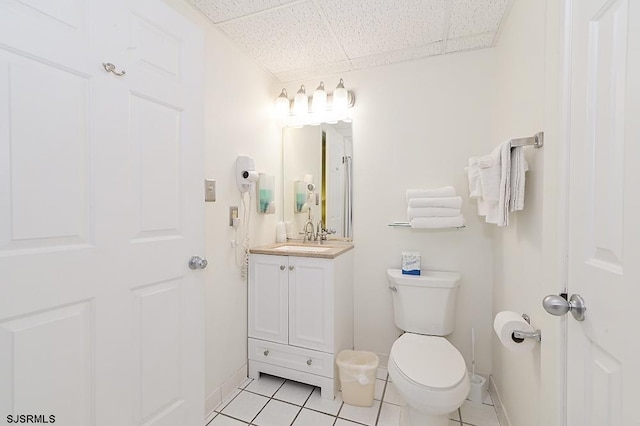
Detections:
[205, 364, 248, 421]
[489, 375, 512, 426]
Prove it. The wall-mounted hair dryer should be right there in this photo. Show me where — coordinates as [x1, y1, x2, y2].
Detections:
[236, 156, 258, 193]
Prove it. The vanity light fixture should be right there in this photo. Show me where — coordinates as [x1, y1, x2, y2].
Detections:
[311, 81, 327, 113]
[275, 88, 290, 118]
[293, 85, 308, 116]
[275, 78, 355, 123]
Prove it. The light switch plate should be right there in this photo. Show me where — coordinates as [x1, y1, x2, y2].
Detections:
[205, 179, 216, 202]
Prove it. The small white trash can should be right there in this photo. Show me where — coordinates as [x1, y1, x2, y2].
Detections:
[336, 350, 379, 407]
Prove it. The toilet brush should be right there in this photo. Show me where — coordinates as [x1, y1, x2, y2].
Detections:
[468, 327, 488, 403]
[471, 327, 476, 378]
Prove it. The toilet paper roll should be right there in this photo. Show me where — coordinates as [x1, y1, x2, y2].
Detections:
[493, 311, 536, 353]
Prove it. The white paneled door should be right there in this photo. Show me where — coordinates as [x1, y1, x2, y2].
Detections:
[566, 0, 640, 424]
[0, 0, 205, 425]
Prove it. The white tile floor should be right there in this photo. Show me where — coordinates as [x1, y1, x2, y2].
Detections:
[207, 368, 501, 426]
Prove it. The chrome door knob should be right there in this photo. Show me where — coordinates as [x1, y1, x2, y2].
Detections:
[189, 256, 208, 270]
[542, 294, 586, 321]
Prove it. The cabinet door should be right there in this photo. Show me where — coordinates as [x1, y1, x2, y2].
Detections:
[248, 254, 288, 344]
[288, 257, 334, 352]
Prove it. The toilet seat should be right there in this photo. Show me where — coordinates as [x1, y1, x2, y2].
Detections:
[390, 333, 467, 391]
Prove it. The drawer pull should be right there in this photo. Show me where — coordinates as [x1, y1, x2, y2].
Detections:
[264, 350, 269, 356]
[306, 359, 313, 366]
[289, 265, 295, 271]
[280, 265, 285, 270]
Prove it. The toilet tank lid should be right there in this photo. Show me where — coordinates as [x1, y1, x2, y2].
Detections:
[387, 269, 461, 288]
[391, 334, 467, 390]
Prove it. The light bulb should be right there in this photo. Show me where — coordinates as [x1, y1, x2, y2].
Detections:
[275, 88, 290, 118]
[293, 85, 308, 116]
[311, 81, 327, 113]
[332, 78, 348, 113]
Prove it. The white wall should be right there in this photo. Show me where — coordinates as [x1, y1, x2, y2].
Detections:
[165, 0, 280, 415]
[489, 0, 548, 425]
[278, 49, 498, 375]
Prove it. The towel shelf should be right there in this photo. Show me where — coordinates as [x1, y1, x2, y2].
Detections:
[388, 222, 465, 229]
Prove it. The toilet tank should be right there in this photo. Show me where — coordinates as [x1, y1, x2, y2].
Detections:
[387, 269, 461, 336]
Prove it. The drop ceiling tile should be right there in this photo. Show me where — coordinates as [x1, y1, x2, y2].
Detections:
[350, 42, 442, 70]
[274, 60, 353, 83]
[219, 1, 346, 74]
[445, 32, 495, 53]
[317, 0, 448, 58]
[448, 0, 511, 39]
[190, 0, 296, 24]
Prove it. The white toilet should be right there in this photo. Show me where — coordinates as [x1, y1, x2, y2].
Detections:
[387, 269, 470, 426]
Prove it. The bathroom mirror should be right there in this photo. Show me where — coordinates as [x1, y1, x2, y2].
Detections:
[282, 123, 353, 239]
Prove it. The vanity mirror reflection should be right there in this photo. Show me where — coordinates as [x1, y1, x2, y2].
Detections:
[282, 123, 353, 240]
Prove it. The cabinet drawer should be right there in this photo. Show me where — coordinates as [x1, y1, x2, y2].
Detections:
[248, 338, 334, 378]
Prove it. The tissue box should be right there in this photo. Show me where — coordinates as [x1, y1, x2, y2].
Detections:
[401, 251, 421, 275]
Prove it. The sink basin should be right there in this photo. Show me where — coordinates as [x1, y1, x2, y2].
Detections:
[273, 245, 332, 253]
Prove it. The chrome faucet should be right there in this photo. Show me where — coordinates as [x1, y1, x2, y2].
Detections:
[316, 220, 326, 244]
[303, 220, 315, 243]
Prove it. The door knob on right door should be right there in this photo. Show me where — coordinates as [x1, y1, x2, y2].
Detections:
[542, 294, 586, 321]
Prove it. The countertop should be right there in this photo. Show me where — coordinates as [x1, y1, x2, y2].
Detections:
[249, 241, 354, 259]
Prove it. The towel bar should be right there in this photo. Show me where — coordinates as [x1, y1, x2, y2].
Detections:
[509, 131, 544, 148]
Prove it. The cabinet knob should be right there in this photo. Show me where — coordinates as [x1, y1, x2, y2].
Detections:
[289, 265, 295, 271]
[263, 350, 269, 356]
[306, 359, 312, 366]
[280, 265, 285, 270]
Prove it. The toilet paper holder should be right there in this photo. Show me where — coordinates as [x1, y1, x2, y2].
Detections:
[511, 314, 542, 343]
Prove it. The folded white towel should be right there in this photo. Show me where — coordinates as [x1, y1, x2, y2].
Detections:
[407, 196, 462, 209]
[410, 215, 465, 229]
[407, 207, 461, 219]
[406, 186, 456, 201]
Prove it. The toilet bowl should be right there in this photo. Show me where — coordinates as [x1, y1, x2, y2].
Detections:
[388, 333, 470, 426]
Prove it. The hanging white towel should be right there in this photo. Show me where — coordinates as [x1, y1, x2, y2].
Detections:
[406, 186, 456, 201]
[510, 147, 528, 212]
[407, 196, 462, 209]
[410, 215, 465, 229]
[467, 140, 528, 226]
[498, 142, 528, 226]
[407, 207, 461, 219]
[466, 163, 482, 198]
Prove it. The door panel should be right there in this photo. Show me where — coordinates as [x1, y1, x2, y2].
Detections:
[0, 302, 93, 426]
[566, 0, 640, 424]
[0, 1, 205, 425]
[248, 255, 289, 345]
[0, 53, 92, 252]
[131, 280, 184, 424]
[288, 257, 333, 353]
[129, 94, 182, 240]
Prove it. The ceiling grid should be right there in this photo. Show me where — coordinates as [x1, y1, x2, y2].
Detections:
[189, 0, 514, 82]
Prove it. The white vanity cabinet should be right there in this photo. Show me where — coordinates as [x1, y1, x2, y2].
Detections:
[248, 250, 353, 399]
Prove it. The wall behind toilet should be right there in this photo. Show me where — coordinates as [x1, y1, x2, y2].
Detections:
[281, 49, 499, 375]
